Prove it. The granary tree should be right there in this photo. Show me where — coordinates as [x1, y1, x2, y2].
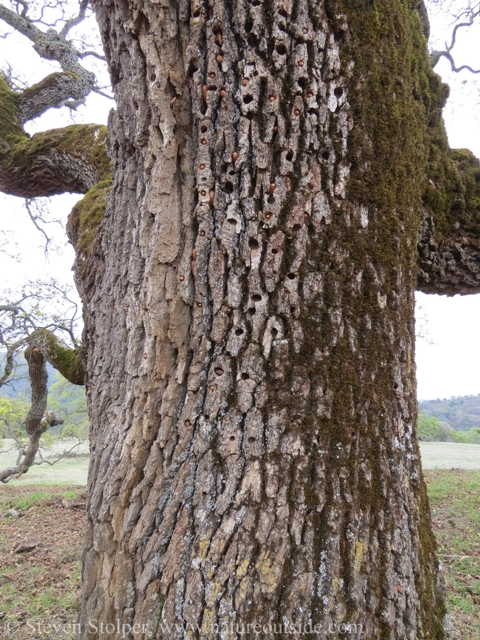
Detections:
[2, 0, 480, 637]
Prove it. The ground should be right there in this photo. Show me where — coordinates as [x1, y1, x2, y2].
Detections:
[0, 486, 86, 640]
[0, 466, 478, 638]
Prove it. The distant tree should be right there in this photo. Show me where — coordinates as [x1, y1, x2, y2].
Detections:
[0, 282, 85, 482]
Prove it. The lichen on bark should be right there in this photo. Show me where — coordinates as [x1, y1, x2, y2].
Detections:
[72, 0, 461, 638]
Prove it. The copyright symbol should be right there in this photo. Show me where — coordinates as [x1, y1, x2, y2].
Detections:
[5, 620, 20, 636]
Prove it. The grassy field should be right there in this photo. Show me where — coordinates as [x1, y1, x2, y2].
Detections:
[420, 442, 480, 470]
[0, 445, 478, 638]
[425, 469, 480, 640]
[0, 440, 89, 486]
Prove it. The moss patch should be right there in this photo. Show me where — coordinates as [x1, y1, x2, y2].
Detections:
[0, 76, 25, 153]
[68, 179, 111, 257]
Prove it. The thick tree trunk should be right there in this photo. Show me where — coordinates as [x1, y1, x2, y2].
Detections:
[77, 1, 447, 638]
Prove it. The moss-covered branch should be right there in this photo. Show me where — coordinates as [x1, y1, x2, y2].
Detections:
[0, 76, 109, 198]
[0, 3, 96, 122]
[29, 328, 84, 386]
[417, 77, 480, 295]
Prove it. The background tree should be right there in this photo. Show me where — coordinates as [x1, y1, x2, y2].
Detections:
[2, 0, 480, 638]
[0, 281, 86, 481]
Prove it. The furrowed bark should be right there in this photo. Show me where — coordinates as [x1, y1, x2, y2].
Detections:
[418, 145, 480, 295]
[76, 0, 448, 638]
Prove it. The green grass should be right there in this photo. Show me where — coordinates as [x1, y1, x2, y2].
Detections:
[425, 469, 480, 640]
[0, 439, 89, 486]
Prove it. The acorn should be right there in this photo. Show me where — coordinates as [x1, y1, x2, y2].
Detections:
[216, 31, 223, 46]
[242, 78, 249, 86]
[202, 85, 207, 100]
[220, 88, 226, 97]
[232, 151, 239, 164]
[209, 189, 215, 203]
[209, 72, 216, 79]
[192, 248, 197, 260]
[269, 95, 276, 102]
[269, 183, 276, 195]
[180, 275, 185, 282]
[199, 163, 205, 170]
[200, 190, 206, 196]
[298, 60, 304, 67]
[216, 54, 223, 63]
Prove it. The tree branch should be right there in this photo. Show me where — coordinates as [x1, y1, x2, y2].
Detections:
[1, 76, 110, 197]
[0, 343, 48, 483]
[416, 71, 480, 295]
[29, 327, 84, 385]
[0, 2, 96, 122]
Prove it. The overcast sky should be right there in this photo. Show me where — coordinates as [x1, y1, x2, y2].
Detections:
[1, 3, 480, 401]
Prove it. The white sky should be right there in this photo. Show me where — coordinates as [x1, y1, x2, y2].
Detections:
[1, 3, 480, 401]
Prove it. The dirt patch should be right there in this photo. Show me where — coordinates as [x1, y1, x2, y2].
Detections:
[0, 485, 86, 639]
[0, 474, 478, 638]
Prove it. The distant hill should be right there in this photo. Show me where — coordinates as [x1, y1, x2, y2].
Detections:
[419, 394, 480, 432]
[0, 359, 57, 399]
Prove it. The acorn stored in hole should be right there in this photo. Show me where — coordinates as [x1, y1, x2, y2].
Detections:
[269, 183, 276, 195]
[232, 151, 239, 163]
[202, 85, 207, 100]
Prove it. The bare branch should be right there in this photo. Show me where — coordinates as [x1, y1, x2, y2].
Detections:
[24, 199, 52, 254]
[60, 0, 88, 38]
[78, 50, 106, 61]
[431, 50, 480, 73]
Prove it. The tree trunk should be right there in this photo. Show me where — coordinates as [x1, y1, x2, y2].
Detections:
[77, 0, 448, 638]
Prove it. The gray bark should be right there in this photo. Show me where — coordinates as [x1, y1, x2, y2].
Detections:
[75, 1, 450, 638]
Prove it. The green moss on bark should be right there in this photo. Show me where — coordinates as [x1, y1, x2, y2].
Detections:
[29, 328, 85, 386]
[45, 334, 84, 386]
[0, 76, 25, 153]
[7, 123, 109, 178]
[68, 179, 111, 257]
